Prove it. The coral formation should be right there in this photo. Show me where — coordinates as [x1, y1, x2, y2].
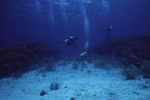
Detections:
[121, 64, 139, 80]
[95, 35, 150, 63]
[50, 82, 60, 90]
[70, 97, 75, 100]
[94, 35, 150, 79]
[141, 60, 150, 78]
[0, 42, 60, 78]
[93, 55, 120, 69]
[72, 62, 78, 70]
[40, 91, 47, 96]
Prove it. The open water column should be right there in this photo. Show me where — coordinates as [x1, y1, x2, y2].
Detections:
[81, 5, 90, 41]
[102, 0, 110, 12]
[34, 0, 41, 13]
[33, 0, 110, 42]
[58, 0, 68, 31]
[80, 0, 91, 45]
[80, 0, 110, 41]
[48, 0, 55, 29]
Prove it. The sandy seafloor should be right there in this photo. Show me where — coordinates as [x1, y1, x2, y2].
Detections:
[0, 60, 150, 100]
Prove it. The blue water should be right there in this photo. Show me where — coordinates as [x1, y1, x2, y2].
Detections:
[0, 0, 150, 54]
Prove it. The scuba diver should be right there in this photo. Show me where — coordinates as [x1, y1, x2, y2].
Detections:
[106, 25, 112, 40]
[62, 36, 79, 47]
[80, 41, 89, 57]
[80, 41, 89, 67]
[80, 51, 89, 57]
